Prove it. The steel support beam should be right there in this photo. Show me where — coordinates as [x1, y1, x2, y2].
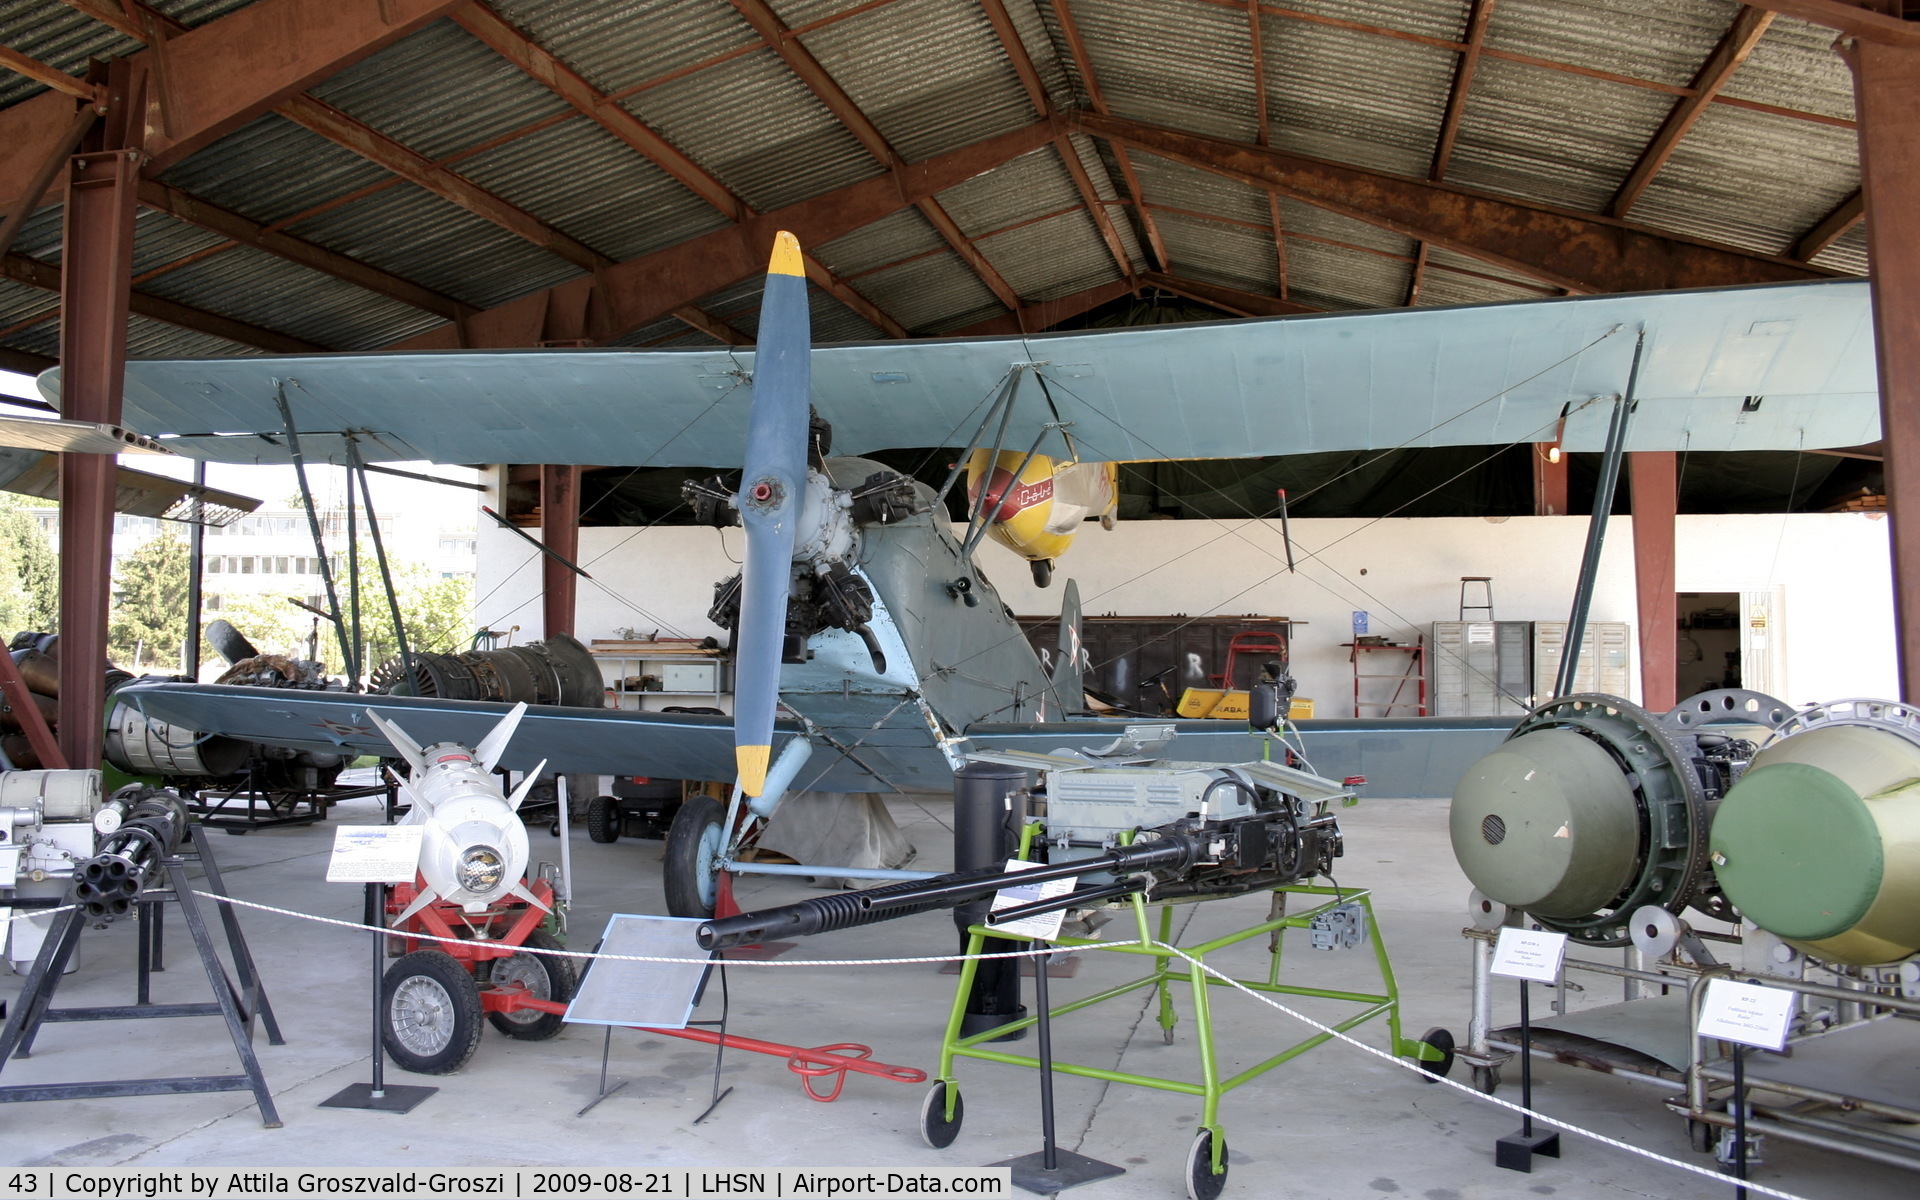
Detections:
[949, 276, 1139, 335]
[387, 119, 1056, 349]
[1068, 111, 1833, 294]
[1055, 0, 1169, 271]
[539, 465, 580, 639]
[1630, 451, 1678, 712]
[1745, 1, 1920, 45]
[1849, 33, 1920, 701]
[1793, 189, 1864, 260]
[1410, 0, 1495, 306]
[1609, 7, 1775, 218]
[1138, 271, 1319, 317]
[3, 251, 326, 354]
[57, 61, 143, 771]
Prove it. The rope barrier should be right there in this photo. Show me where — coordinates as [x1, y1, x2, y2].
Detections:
[1, 904, 79, 922]
[173, 889, 1823, 1198]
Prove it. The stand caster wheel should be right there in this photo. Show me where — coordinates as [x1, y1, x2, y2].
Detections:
[1415, 1027, 1455, 1082]
[919, 1081, 963, 1149]
[1185, 1129, 1227, 1200]
[1689, 1119, 1717, 1154]
[1471, 1063, 1501, 1094]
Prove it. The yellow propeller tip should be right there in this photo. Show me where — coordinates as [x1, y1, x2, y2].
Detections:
[736, 744, 772, 797]
[768, 231, 804, 278]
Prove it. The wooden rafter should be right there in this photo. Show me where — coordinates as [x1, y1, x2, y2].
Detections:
[1609, 6, 1776, 218]
[977, 0, 1137, 285]
[1408, 0, 1494, 307]
[1054, 0, 1171, 272]
[725, 0, 1025, 315]
[1794, 189, 1865, 261]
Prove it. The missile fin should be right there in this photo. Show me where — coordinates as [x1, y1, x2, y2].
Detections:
[504, 760, 549, 812]
[507, 880, 552, 913]
[365, 709, 427, 774]
[475, 701, 530, 773]
[393, 886, 441, 924]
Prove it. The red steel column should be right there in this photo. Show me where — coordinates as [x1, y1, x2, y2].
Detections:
[1852, 35, 1920, 702]
[540, 464, 581, 638]
[56, 60, 144, 768]
[1630, 451, 1678, 712]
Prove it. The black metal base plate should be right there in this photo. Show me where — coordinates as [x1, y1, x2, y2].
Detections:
[319, 1082, 437, 1113]
[960, 1007, 1028, 1042]
[1495, 1129, 1561, 1173]
[989, 1149, 1126, 1195]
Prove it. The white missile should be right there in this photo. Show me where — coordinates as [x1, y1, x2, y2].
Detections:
[366, 702, 550, 923]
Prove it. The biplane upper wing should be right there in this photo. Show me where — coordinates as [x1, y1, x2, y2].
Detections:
[42, 279, 1876, 467]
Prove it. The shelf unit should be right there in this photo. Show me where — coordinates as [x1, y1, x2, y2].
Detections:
[1347, 639, 1427, 718]
[589, 640, 732, 713]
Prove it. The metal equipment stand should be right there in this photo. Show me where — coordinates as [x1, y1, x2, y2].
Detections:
[1732, 1046, 1749, 1199]
[987, 940, 1125, 1195]
[0, 826, 284, 1126]
[1495, 980, 1560, 1171]
[319, 881, 436, 1114]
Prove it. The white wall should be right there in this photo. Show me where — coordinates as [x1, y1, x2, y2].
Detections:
[476, 504, 1898, 715]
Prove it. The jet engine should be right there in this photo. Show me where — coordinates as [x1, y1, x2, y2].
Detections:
[1449, 690, 1793, 946]
[1709, 699, 1920, 967]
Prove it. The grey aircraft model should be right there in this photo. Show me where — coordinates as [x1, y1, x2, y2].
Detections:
[58, 237, 1879, 914]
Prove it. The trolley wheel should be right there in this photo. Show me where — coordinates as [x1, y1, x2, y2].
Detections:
[1030, 559, 1053, 588]
[664, 793, 727, 918]
[485, 929, 576, 1041]
[1415, 1027, 1456, 1082]
[586, 796, 621, 843]
[1184, 1129, 1228, 1200]
[382, 949, 484, 1075]
[919, 1081, 964, 1149]
[1689, 1119, 1717, 1154]
[1471, 1063, 1501, 1094]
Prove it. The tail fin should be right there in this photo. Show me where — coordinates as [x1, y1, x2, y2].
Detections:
[365, 708, 426, 775]
[1049, 578, 1086, 715]
[474, 701, 530, 773]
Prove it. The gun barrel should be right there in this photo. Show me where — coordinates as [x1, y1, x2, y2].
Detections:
[696, 836, 1197, 950]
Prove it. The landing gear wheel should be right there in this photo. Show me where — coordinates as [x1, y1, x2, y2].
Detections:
[1415, 1027, 1456, 1082]
[1184, 1129, 1227, 1200]
[1471, 1063, 1501, 1094]
[664, 793, 727, 918]
[485, 929, 576, 1041]
[382, 949, 484, 1074]
[1030, 559, 1052, 588]
[586, 796, 620, 843]
[919, 1081, 964, 1149]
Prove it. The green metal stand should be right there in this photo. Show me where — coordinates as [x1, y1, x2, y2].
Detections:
[928, 881, 1448, 1192]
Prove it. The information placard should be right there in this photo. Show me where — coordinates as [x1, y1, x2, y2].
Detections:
[987, 859, 1078, 941]
[325, 825, 423, 884]
[1490, 927, 1568, 983]
[1696, 978, 1795, 1051]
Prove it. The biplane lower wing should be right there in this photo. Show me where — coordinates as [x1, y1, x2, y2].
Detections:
[125, 681, 1512, 800]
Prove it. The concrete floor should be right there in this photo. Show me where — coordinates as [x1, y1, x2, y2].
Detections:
[2, 793, 1912, 1200]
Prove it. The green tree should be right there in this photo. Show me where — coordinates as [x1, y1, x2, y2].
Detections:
[0, 494, 58, 634]
[109, 532, 190, 670]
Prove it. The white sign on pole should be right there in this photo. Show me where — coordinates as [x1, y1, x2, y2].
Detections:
[987, 859, 1078, 941]
[1491, 927, 1568, 983]
[325, 825, 423, 884]
[1696, 978, 1795, 1052]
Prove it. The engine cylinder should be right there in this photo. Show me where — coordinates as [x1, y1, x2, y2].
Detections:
[1711, 704, 1920, 966]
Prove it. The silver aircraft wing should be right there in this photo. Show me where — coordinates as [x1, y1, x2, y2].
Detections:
[44, 278, 1877, 467]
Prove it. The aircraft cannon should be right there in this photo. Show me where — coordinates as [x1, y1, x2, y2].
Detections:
[70, 785, 190, 922]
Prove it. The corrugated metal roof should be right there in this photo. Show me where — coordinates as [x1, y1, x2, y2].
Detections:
[486, 0, 755, 98]
[1415, 245, 1555, 307]
[972, 209, 1118, 301]
[798, 0, 1036, 162]
[155, 113, 395, 227]
[456, 118, 732, 262]
[1071, 0, 1260, 144]
[1152, 208, 1281, 297]
[814, 208, 946, 277]
[0, 0, 260, 108]
[1721, 14, 1855, 123]
[1811, 221, 1867, 278]
[1060, 132, 1144, 271]
[283, 183, 582, 310]
[623, 46, 880, 212]
[1285, 237, 1411, 310]
[1486, 0, 1737, 89]
[933, 145, 1079, 236]
[133, 243, 441, 350]
[309, 20, 571, 163]
[1262, 12, 1460, 178]
[853, 251, 1000, 333]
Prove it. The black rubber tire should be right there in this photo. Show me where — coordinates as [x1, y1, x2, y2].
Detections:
[1689, 1119, 1718, 1154]
[485, 929, 576, 1041]
[586, 796, 620, 843]
[382, 949, 484, 1075]
[1029, 559, 1053, 588]
[664, 793, 727, 918]
[919, 1081, 964, 1149]
[1471, 1063, 1501, 1094]
[1415, 1027, 1456, 1082]
[1185, 1129, 1228, 1200]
